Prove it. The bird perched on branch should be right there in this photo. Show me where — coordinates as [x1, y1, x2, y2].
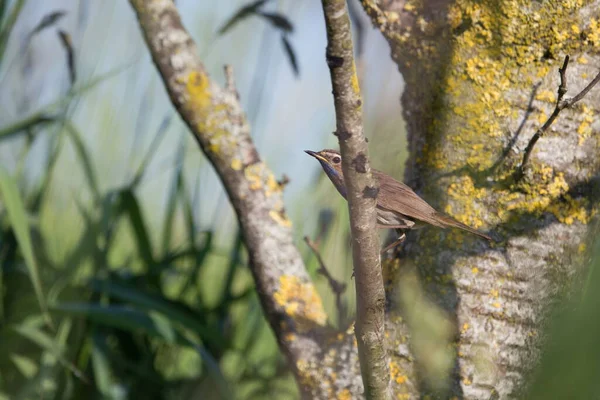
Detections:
[305, 149, 492, 253]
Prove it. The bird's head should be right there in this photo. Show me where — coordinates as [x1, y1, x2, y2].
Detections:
[305, 149, 346, 198]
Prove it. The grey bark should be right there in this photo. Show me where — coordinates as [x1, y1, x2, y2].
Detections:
[359, 0, 600, 398]
[320, 0, 390, 398]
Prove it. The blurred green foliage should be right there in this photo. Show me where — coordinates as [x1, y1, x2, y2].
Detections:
[526, 234, 600, 400]
[0, 86, 299, 398]
[0, 3, 303, 399]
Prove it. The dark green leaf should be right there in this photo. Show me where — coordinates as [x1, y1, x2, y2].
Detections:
[118, 189, 154, 265]
[257, 11, 293, 33]
[57, 30, 75, 85]
[281, 35, 299, 77]
[161, 138, 185, 253]
[89, 279, 223, 350]
[218, 0, 269, 35]
[52, 303, 167, 339]
[29, 10, 66, 37]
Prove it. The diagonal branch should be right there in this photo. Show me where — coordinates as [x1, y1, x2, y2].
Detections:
[320, 1, 391, 398]
[519, 56, 600, 177]
[128, 1, 331, 396]
[304, 236, 347, 326]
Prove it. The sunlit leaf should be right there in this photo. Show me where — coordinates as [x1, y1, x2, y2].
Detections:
[13, 320, 89, 383]
[0, 168, 51, 326]
[10, 354, 38, 379]
[91, 333, 113, 398]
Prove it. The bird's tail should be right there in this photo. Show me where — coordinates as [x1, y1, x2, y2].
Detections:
[434, 213, 493, 241]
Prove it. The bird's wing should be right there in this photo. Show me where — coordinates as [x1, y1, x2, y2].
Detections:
[373, 170, 446, 228]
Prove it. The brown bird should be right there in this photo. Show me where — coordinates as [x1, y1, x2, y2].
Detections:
[305, 149, 492, 252]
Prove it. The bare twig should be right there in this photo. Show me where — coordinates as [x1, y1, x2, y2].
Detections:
[320, 0, 391, 398]
[519, 56, 600, 176]
[304, 236, 347, 325]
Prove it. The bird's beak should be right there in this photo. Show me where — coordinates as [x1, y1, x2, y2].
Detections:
[304, 150, 327, 163]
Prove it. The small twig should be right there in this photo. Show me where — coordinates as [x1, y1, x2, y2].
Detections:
[304, 236, 347, 325]
[519, 56, 600, 177]
[277, 174, 290, 188]
[223, 64, 238, 97]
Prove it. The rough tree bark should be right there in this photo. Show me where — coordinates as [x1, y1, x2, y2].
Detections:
[320, 0, 390, 398]
[358, 0, 600, 398]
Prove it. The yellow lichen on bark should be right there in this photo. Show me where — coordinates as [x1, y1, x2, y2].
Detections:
[186, 70, 211, 111]
[417, 0, 600, 231]
[274, 275, 327, 331]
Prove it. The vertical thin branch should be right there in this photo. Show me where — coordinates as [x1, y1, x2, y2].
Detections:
[320, 1, 391, 399]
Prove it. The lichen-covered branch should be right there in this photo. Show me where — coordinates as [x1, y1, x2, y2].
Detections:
[320, 1, 390, 398]
[358, 0, 600, 398]
[128, 1, 335, 397]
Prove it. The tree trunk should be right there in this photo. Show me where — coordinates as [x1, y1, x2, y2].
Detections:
[361, 0, 600, 398]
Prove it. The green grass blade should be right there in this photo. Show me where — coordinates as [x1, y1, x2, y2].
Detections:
[89, 279, 222, 350]
[118, 189, 154, 266]
[52, 303, 164, 337]
[91, 332, 113, 398]
[0, 114, 57, 141]
[13, 320, 89, 383]
[194, 344, 235, 400]
[64, 120, 101, 200]
[161, 139, 185, 253]
[0, 167, 51, 327]
[0, 0, 25, 67]
[131, 114, 173, 188]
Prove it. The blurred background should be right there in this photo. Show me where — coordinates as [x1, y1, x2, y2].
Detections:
[0, 1, 406, 398]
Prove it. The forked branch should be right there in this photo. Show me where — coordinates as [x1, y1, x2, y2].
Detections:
[519, 55, 600, 177]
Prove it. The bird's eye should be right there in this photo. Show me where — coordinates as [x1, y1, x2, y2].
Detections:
[332, 156, 341, 164]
